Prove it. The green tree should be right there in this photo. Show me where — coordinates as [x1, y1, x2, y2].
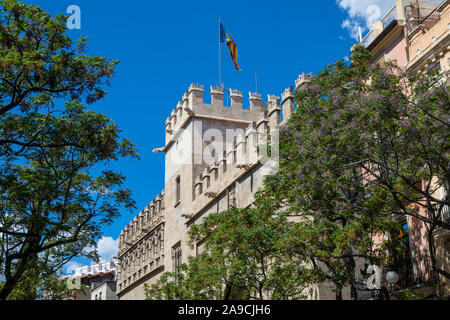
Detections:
[262, 45, 449, 298]
[0, 1, 137, 299]
[145, 46, 448, 301]
[0, 0, 117, 158]
[146, 207, 315, 300]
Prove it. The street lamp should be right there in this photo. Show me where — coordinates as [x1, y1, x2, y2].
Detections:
[385, 264, 399, 296]
[376, 264, 399, 300]
[386, 269, 399, 286]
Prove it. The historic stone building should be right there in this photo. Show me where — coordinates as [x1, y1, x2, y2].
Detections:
[116, 73, 313, 300]
[116, 0, 450, 300]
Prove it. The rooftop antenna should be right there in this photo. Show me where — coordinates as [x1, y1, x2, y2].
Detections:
[224, 87, 229, 107]
[359, 26, 363, 42]
[218, 17, 223, 88]
[416, 0, 421, 25]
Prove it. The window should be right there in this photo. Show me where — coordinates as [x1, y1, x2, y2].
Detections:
[172, 243, 182, 280]
[142, 244, 146, 262]
[99, 292, 102, 300]
[223, 151, 227, 173]
[175, 175, 181, 205]
[245, 136, 248, 154]
[233, 137, 237, 163]
[392, 222, 414, 288]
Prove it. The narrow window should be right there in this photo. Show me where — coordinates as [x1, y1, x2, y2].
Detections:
[172, 242, 182, 283]
[175, 175, 181, 205]
[391, 221, 415, 288]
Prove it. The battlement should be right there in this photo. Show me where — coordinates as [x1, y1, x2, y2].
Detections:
[210, 86, 224, 93]
[228, 89, 242, 97]
[118, 190, 165, 255]
[163, 84, 270, 143]
[119, 72, 315, 298]
[268, 95, 281, 111]
[249, 92, 262, 100]
[295, 72, 313, 88]
[281, 86, 294, 103]
[295, 72, 313, 90]
[162, 75, 311, 145]
[189, 83, 204, 92]
[281, 85, 296, 123]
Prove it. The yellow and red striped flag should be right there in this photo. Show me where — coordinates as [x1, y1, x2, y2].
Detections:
[220, 22, 242, 71]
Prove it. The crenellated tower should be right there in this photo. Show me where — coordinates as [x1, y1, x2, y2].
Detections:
[117, 73, 313, 299]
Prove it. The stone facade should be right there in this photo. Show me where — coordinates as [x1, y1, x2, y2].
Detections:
[91, 281, 118, 300]
[116, 76, 310, 299]
[116, 0, 450, 300]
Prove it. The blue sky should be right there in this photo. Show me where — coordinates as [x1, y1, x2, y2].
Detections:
[24, 0, 397, 273]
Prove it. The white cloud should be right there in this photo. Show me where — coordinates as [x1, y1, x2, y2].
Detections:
[64, 261, 83, 275]
[337, 0, 395, 40]
[96, 236, 119, 262]
[61, 236, 119, 275]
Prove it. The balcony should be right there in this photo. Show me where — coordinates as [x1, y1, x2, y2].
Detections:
[442, 205, 450, 224]
[361, 6, 398, 49]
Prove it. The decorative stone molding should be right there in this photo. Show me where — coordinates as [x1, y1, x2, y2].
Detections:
[230, 89, 244, 109]
[295, 72, 313, 90]
[189, 83, 204, 92]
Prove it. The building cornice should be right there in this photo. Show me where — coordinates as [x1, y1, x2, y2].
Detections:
[406, 31, 450, 73]
[153, 110, 253, 154]
[118, 221, 165, 259]
[186, 161, 262, 226]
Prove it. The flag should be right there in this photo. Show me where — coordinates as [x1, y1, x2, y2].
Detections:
[220, 23, 242, 71]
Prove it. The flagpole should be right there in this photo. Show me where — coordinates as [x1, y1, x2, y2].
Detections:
[219, 17, 222, 88]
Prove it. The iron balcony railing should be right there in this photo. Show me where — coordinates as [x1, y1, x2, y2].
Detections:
[361, 5, 397, 48]
[442, 204, 450, 223]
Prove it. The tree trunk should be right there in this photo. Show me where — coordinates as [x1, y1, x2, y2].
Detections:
[0, 255, 29, 300]
[348, 256, 358, 300]
[380, 287, 390, 300]
[0, 232, 40, 300]
[335, 288, 343, 300]
[223, 283, 232, 300]
[350, 283, 358, 300]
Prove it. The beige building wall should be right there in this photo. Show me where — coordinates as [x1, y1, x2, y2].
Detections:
[361, 0, 450, 298]
[117, 1, 450, 300]
[116, 77, 311, 300]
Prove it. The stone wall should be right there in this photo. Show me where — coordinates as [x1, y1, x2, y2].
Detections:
[116, 75, 309, 299]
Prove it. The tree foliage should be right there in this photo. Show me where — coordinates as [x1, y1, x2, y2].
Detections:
[0, 0, 137, 299]
[261, 45, 449, 297]
[146, 207, 315, 300]
[145, 46, 448, 300]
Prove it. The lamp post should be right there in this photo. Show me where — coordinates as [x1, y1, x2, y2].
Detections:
[385, 264, 399, 299]
[376, 264, 399, 300]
